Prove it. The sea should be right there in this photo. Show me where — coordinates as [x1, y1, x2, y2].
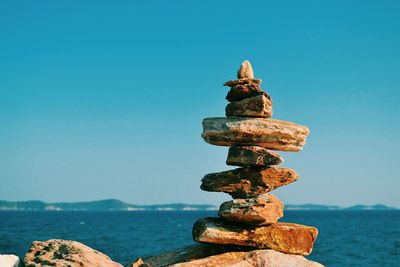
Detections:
[0, 210, 399, 266]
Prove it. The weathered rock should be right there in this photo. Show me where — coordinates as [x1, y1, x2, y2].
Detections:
[127, 244, 250, 267]
[224, 78, 261, 87]
[127, 245, 323, 267]
[193, 218, 318, 256]
[237, 60, 254, 79]
[172, 249, 324, 267]
[226, 94, 273, 118]
[226, 84, 269, 102]
[219, 194, 284, 225]
[201, 166, 298, 198]
[24, 239, 122, 267]
[0, 254, 20, 267]
[202, 117, 310, 151]
[226, 146, 283, 166]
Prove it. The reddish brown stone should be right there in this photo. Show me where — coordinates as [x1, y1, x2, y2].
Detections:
[226, 146, 283, 167]
[219, 194, 284, 225]
[200, 167, 298, 198]
[226, 94, 273, 118]
[193, 218, 318, 256]
[226, 84, 270, 102]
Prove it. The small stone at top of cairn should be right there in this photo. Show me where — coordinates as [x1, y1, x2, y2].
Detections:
[237, 60, 254, 79]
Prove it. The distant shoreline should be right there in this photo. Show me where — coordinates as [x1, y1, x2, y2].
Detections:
[0, 199, 397, 211]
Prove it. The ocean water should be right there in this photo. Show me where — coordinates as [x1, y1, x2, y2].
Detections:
[0, 210, 399, 266]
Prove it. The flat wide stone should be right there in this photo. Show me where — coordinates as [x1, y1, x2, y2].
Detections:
[219, 194, 284, 225]
[193, 218, 318, 256]
[202, 117, 309, 151]
[227, 146, 283, 167]
[128, 245, 324, 267]
[201, 167, 298, 198]
[226, 94, 272, 118]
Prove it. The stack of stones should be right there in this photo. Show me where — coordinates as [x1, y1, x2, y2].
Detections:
[192, 61, 318, 257]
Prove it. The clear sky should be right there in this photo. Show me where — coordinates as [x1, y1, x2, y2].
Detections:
[1, 1, 399, 207]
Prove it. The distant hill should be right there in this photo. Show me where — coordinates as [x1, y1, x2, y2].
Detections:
[0, 199, 397, 211]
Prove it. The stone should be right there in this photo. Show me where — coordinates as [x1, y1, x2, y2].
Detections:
[224, 78, 261, 87]
[0, 254, 20, 267]
[24, 239, 122, 267]
[193, 218, 318, 256]
[237, 60, 254, 79]
[127, 245, 324, 267]
[226, 94, 273, 118]
[202, 117, 310, 151]
[127, 244, 250, 267]
[226, 84, 269, 102]
[172, 249, 324, 267]
[226, 146, 283, 166]
[218, 194, 284, 225]
[201, 166, 298, 198]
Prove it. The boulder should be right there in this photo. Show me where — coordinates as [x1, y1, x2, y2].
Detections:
[193, 218, 318, 256]
[226, 94, 272, 118]
[172, 249, 324, 267]
[24, 239, 122, 267]
[201, 166, 298, 198]
[226, 146, 283, 166]
[202, 117, 309, 151]
[219, 194, 284, 225]
[127, 245, 324, 267]
[0, 254, 20, 267]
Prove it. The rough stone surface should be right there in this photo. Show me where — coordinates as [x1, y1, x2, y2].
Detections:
[24, 239, 122, 267]
[202, 117, 310, 151]
[226, 94, 273, 118]
[226, 84, 269, 102]
[193, 218, 318, 256]
[128, 245, 323, 267]
[201, 166, 298, 198]
[224, 78, 261, 87]
[219, 194, 284, 225]
[127, 244, 250, 267]
[172, 250, 324, 267]
[0, 254, 20, 267]
[227, 146, 283, 167]
[237, 60, 254, 79]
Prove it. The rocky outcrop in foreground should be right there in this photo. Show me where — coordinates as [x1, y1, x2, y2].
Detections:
[0, 254, 20, 267]
[128, 244, 323, 267]
[24, 239, 122, 267]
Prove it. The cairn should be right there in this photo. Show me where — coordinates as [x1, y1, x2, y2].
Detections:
[192, 60, 318, 256]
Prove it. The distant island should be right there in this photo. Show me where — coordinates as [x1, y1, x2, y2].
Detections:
[0, 199, 397, 211]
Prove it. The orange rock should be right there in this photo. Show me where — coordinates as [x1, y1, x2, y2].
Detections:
[193, 218, 318, 256]
[219, 194, 284, 225]
[202, 117, 310, 151]
[201, 166, 298, 198]
[226, 94, 273, 118]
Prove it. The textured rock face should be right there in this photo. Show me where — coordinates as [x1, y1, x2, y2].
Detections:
[202, 117, 310, 151]
[128, 245, 324, 267]
[219, 194, 284, 225]
[226, 84, 268, 102]
[172, 249, 324, 267]
[224, 78, 261, 87]
[237, 60, 254, 79]
[226, 94, 272, 118]
[0, 254, 20, 267]
[227, 146, 283, 166]
[193, 218, 318, 256]
[24, 239, 122, 267]
[201, 166, 298, 198]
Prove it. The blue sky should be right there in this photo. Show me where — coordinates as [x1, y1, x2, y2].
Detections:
[1, 1, 399, 207]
